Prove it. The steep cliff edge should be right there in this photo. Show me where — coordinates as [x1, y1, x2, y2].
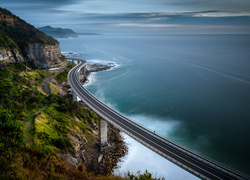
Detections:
[0, 8, 62, 68]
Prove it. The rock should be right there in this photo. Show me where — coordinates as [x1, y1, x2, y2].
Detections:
[85, 124, 127, 175]
[61, 52, 82, 56]
[0, 49, 24, 65]
[98, 154, 103, 163]
[26, 43, 62, 68]
[58, 152, 78, 167]
[86, 63, 115, 72]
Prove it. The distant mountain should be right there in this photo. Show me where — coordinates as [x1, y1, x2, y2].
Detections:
[38, 26, 78, 38]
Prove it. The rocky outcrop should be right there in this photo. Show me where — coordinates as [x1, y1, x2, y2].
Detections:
[0, 14, 19, 25]
[0, 48, 24, 65]
[86, 63, 115, 72]
[26, 43, 62, 68]
[58, 129, 88, 167]
[86, 124, 127, 175]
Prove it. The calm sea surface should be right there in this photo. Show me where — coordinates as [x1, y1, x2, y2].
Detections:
[59, 34, 250, 179]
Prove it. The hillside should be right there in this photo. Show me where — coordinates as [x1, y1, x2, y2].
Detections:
[38, 26, 78, 38]
[0, 7, 63, 68]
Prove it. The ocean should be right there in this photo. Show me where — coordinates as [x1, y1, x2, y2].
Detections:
[58, 34, 250, 179]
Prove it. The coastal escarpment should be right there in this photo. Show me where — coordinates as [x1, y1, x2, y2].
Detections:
[0, 7, 63, 68]
[26, 43, 62, 68]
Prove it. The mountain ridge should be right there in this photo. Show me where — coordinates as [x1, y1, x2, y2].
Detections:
[38, 25, 101, 38]
[38, 26, 78, 38]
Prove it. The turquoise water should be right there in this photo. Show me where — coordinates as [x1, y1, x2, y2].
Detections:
[59, 34, 250, 178]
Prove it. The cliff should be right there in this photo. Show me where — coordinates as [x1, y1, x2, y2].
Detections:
[0, 8, 63, 68]
[26, 43, 62, 68]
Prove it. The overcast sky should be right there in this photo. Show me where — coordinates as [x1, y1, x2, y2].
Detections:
[1, 0, 250, 34]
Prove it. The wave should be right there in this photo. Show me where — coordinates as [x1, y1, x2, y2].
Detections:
[127, 114, 181, 137]
[62, 51, 83, 56]
[83, 72, 97, 87]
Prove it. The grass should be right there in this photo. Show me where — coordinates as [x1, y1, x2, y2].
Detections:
[47, 81, 59, 94]
[20, 70, 53, 86]
[33, 101, 95, 154]
[36, 86, 47, 95]
[35, 112, 60, 139]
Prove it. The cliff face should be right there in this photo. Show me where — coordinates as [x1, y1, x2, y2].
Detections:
[0, 8, 63, 68]
[26, 43, 62, 68]
[0, 49, 24, 64]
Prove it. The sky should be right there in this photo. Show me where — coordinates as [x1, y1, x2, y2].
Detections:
[1, 0, 250, 34]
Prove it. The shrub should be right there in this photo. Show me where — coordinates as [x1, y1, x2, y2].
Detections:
[31, 102, 38, 109]
[0, 108, 24, 159]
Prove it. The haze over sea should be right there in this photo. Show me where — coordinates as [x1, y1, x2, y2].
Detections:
[59, 34, 250, 179]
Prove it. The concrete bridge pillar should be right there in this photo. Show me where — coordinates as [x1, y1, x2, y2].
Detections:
[81, 66, 86, 76]
[99, 119, 108, 145]
[72, 90, 78, 102]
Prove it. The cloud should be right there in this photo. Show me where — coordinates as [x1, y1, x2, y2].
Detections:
[163, 0, 250, 12]
[1, 0, 82, 6]
[1, 1, 250, 34]
[54, 11, 250, 33]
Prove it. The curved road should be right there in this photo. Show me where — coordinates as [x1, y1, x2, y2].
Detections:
[67, 58, 249, 180]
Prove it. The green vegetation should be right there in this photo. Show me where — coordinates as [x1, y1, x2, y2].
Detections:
[47, 81, 60, 94]
[0, 30, 19, 50]
[0, 108, 24, 159]
[20, 69, 53, 85]
[55, 62, 75, 83]
[126, 170, 165, 180]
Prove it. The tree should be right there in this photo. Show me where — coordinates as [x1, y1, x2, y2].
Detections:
[0, 108, 24, 159]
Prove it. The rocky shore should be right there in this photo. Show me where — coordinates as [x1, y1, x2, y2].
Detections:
[81, 62, 116, 85]
[85, 123, 127, 175]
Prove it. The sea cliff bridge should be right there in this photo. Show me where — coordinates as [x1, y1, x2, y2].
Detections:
[67, 57, 249, 180]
